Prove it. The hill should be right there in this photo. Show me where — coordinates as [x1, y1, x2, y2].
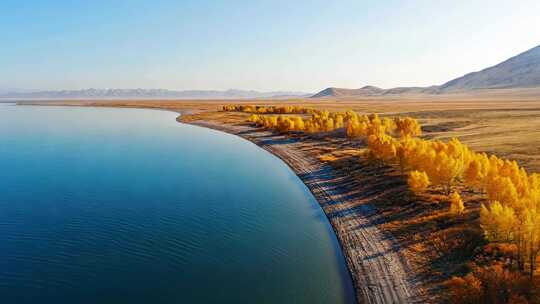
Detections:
[312, 44, 540, 98]
[310, 86, 384, 98]
[439, 44, 540, 91]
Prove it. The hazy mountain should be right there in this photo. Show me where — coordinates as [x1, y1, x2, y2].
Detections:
[311, 85, 437, 98]
[439, 44, 540, 91]
[0, 88, 310, 100]
[312, 44, 540, 98]
[310, 86, 385, 98]
[5, 44, 540, 100]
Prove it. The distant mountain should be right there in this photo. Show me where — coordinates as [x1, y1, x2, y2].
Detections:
[439, 44, 540, 91]
[0, 88, 310, 100]
[311, 85, 438, 98]
[0, 87, 37, 95]
[310, 86, 384, 98]
[312, 44, 540, 98]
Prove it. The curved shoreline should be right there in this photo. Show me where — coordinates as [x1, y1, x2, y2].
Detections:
[181, 117, 420, 304]
[17, 102, 421, 303]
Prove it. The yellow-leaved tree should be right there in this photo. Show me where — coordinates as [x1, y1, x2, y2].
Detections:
[367, 133, 397, 163]
[408, 170, 430, 194]
[449, 191, 465, 215]
[464, 152, 490, 192]
[394, 117, 422, 138]
[396, 137, 418, 174]
[480, 201, 517, 243]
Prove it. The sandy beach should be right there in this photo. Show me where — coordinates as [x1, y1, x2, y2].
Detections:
[181, 116, 423, 304]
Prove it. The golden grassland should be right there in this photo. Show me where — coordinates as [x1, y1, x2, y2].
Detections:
[34, 90, 540, 172]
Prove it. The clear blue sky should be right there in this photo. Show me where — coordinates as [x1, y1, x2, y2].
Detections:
[1, 0, 540, 92]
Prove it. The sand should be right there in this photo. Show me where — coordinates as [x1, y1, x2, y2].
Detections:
[184, 118, 423, 304]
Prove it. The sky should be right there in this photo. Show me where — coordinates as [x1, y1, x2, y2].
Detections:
[1, 0, 540, 93]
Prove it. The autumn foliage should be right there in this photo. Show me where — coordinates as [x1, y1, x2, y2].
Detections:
[224, 104, 540, 287]
[408, 170, 430, 193]
[222, 104, 314, 114]
[450, 191, 465, 215]
[447, 264, 535, 304]
[247, 110, 356, 133]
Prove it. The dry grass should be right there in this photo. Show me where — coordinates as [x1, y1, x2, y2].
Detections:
[25, 90, 540, 170]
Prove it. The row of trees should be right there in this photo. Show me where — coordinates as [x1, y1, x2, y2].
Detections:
[346, 114, 422, 139]
[247, 110, 356, 133]
[226, 104, 540, 278]
[222, 104, 314, 114]
[247, 111, 423, 137]
[359, 115, 540, 276]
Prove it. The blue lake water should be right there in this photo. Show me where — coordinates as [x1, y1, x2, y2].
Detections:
[0, 104, 354, 303]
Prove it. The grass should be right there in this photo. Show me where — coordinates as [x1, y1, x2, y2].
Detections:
[29, 90, 540, 170]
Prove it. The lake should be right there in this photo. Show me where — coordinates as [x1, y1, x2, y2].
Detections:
[0, 104, 354, 303]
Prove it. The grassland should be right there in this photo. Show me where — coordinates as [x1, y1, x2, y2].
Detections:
[29, 88, 540, 171]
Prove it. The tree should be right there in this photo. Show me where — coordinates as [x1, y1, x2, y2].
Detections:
[450, 191, 465, 215]
[486, 176, 519, 207]
[368, 133, 397, 162]
[335, 114, 344, 129]
[408, 170, 430, 194]
[447, 274, 482, 304]
[523, 208, 540, 278]
[394, 117, 422, 138]
[464, 152, 490, 192]
[480, 201, 517, 243]
[396, 137, 418, 174]
[324, 118, 335, 132]
[448, 264, 532, 304]
[429, 150, 465, 193]
[293, 116, 305, 131]
[382, 117, 396, 135]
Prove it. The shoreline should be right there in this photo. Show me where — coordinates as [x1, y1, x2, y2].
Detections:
[17, 101, 422, 303]
[180, 116, 421, 304]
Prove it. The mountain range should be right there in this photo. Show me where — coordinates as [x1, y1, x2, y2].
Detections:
[3, 44, 540, 100]
[0, 88, 310, 100]
[312, 44, 540, 98]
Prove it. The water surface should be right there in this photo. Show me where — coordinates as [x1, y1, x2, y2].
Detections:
[0, 105, 354, 303]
